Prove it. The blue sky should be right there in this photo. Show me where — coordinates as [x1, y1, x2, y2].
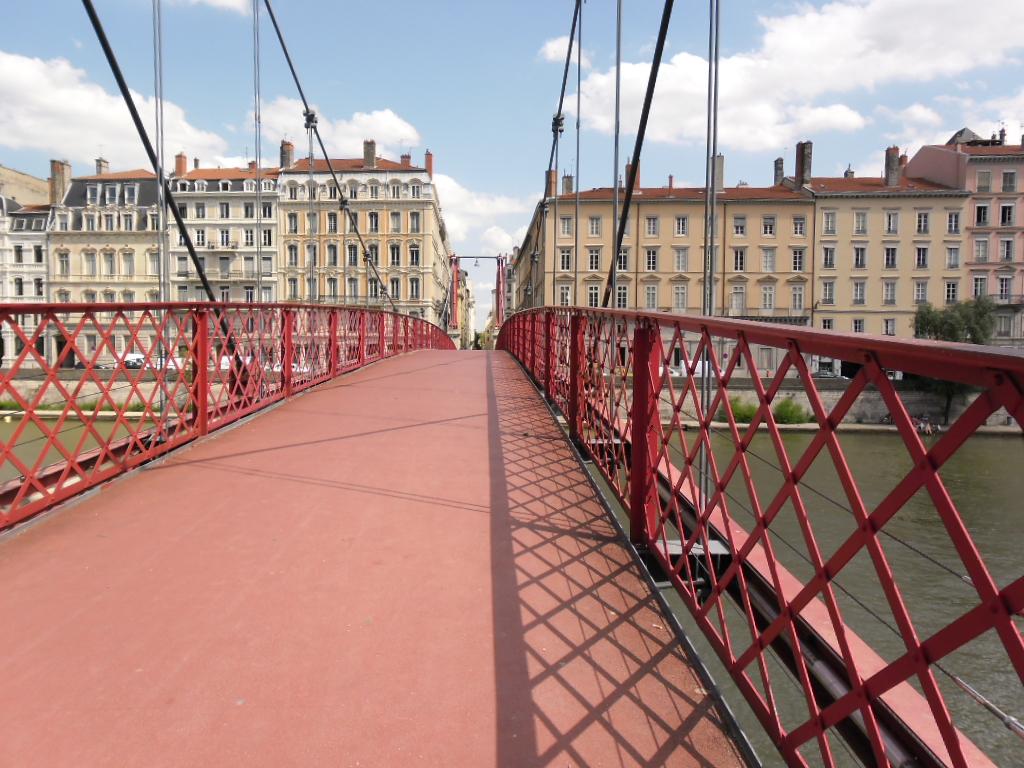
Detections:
[2, 0, 1024, 328]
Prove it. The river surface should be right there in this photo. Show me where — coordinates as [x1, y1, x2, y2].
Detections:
[642, 429, 1023, 767]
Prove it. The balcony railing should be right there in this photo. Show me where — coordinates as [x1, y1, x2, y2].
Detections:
[498, 307, 1023, 768]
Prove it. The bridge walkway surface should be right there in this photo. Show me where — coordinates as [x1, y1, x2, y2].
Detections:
[0, 350, 744, 767]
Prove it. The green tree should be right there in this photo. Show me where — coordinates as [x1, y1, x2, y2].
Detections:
[912, 297, 996, 423]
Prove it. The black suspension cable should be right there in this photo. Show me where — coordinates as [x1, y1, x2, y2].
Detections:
[262, 0, 397, 313]
[601, 0, 675, 307]
[80, 0, 215, 303]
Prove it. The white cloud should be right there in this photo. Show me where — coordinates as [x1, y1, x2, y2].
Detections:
[259, 97, 420, 160]
[539, 35, 592, 70]
[432, 173, 532, 245]
[171, 0, 249, 13]
[480, 225, 516, 254]
[0, 50, 227, 172]
[571, 0, 1024, 152]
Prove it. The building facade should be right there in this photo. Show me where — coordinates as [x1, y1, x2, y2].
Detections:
[169, 153, 279, 303]
[0, 164, 48, 206]
[0, 195, 51, 366]
[276, 140, 456, 325]
[906, 129, 1024, 347]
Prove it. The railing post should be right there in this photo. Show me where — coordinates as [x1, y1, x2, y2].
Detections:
[403, 316, 409, 352]
[568, 314, 585, 441]
[358, 310, 367, 366]
[392, 314, 400, 355]
[195, 308, 209, 436]
[543, 310, 554, 397]
[378, 313, 386, 358]
[528, 312, 537, 378]
[628, 320, 662, 547]
[329, 309, 339, 377]
[282, 308, 294, 397]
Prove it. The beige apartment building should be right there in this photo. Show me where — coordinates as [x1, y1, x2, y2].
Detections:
[169, 153, 280, 303]
[515, 142, 968, 349]
[277, 140, 457, 326]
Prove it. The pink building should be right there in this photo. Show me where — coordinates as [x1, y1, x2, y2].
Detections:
[906, 127, 1024, 347]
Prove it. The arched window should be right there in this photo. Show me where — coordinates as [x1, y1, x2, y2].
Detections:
[327, 243, 338, 266]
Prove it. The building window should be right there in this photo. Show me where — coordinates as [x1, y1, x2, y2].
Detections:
[645, 216, 659, 237]
[409, 244, 420, 267]
[122, 252, 135, 277]
[13, 278, 23, 296]
[947, 211, 960, 234]
[762, 216, 775, 236]
[821, 280, 835, 305]
[883, 280, 896, 305]
[1001, 204, 1015, 227]
[732, 248, 745, 272]
[390, 211, 401, 233]
[410, 184, 421, 199]
[646, 248, 658, 271]
[104, 214, 115, 231]
[791, 284, 804, 310]
[674, 248, 689, 272]
[793, 216, 806, 236]
[85, 215, 96, 232]
[822, 318, 833, 331]
[615, 284, 628, 309]
[328, 244, 338, 267]
[368, 212, 379, 233]
[822, 246, 835, 269]
[194, 203, 206, 220]
[368, 278, 379, 299]
[673, 284, 687, 311]
[853, 211, 867, 235]
[588, 248, 600, 271]
[761, 284, 775, 309]
[410, 278, 420, 300]
[733, 216, 746, 236]
[730, 285, 745, 312]
[976, 171, 991, 193]
[123, 214, 134, 231]
[559, 248, 572, 271]
[792, 249, 805, 272]
[617, 248, 628, 271]
[262, 202, 273, 218]
[916, 211, 930, 234]
[853, 246, 867, 269]
[244, 228, 254, 247]
[348, 244, 359, 267]
[588, 285, 600, 307]
[58, 252, 70, 276]
[588, 216, 601, 236]
[195, 229, 206, 246]
[390, 243, 401, 267]
[996, 315, 1011, 337]
[645, 285, 658, 309]
[287, 278, 298, 298]
[391, 183, 402, 199]
[262, 229, 273, 247]
[368, 184, 379, 200]
[915, 247, 928, 268]
[288, 244, 298, 267]
[103, 252, 115, 276]
[998, 276, 1012, 300]
[976, 203, 989, 226]
[853, 319, 865, 333]
[560, 216, 572, 236]
[328, 212, 338, 233]
[86, 185, 98, 205]
[852, 280, 865, 305]
[368, 244, 379, 266]
[389, 278, 401, 300]
[348, 278, 359, 298]
[220, 229, 230, 247]
[13, 245, 22, 263]
[974, 239, 988, 262]
[244, 203, 254, 218]
[946, 247, 960, 269]
[761, 248, 776, 272]
[914, 280, 928, 303]
[945, 281, 959, 304]
[883, 318, 895, 336]
[822, 211, 836, 235]
[409, 212, 421, 233]
[1003, 171, 1017, 193]
[675, 216, 688, 236]
[559, 285, 571, 306]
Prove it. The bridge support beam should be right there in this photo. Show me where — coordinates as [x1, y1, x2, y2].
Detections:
[628, 320, 662, 547]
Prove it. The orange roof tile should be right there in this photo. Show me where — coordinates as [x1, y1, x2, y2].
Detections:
[286, 158, 424, 173]
[807, 176, 961, 194]
[958, 144, 1024, 157]
[74, 169, 156, 181]
[555, 185, 807, 202]
[15, 204, 51, 212]
[182, 167, 280, 180]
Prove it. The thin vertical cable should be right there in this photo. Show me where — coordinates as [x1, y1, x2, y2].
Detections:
[573, 0, 582, 306]
[152, 0, 168, 302]
[253, 0, 262, 302]
[611, 0, 622, 308]
[307, 125, 317, 302]
[699, 0, 721, 516]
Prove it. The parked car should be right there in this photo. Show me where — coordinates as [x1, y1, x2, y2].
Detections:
[123, 352, 146, 370]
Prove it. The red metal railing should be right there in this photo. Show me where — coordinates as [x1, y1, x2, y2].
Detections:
[498, 307, 1023, 768]
[0, 302, 453, 530]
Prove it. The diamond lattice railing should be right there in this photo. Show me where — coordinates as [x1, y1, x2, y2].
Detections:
[0, 302, 453, 531]
[497, 307, 1024, 768]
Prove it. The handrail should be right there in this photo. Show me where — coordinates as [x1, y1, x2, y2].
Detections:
[498, 306, 1023, 768]
[0, 302, 453, 530]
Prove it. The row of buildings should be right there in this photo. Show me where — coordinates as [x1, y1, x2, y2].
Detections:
[0, 140, 476, 365]
[512, 128, 1024, 355]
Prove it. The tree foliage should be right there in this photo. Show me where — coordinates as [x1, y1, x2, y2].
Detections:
[912, 297, 996, 422]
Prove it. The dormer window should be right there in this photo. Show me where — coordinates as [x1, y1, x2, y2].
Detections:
[104, 185, 118, 204]
[13, 218, 26, 230]
[348, 183, 359, 200]
[86, 185, 99, 205]
[244, 180, 256, 192]
[32, 218, 44, 231]
[125, 185, 138, 205]
[369, 184, 379, 200]
[196, 180, 207, 192]
[390, 183, 401, 199]
[220, 181, 230, 191]
[177, 181, 188, 192]
[261, 180, 274, 191]
[410, 184, 421, 199]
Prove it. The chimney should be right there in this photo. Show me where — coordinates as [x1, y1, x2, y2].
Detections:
[49, 159, 72, 205]
[193, 157, 200, 170]
[884, 146, 900, 186]
[174, 152, 187, 177]
[363, 139, 376, 169]
[668, 174, 674, 189]
[794, 141, 813, 186]
[625, 161, 640, 190]
[425, 149, 434, 178]
[280, 140, 294, 169]
[562, 173, 574, 195]
[714, 154, 725, 192]
[545, 169, 556, 197]
[95, 157, 109, 176]
[999, 126, 1007, 145]
[899, 153, 908, 168]
[248, 160, 257, 172]
[844, 165, 855, 179]
[773, 157, 784, 186]
[400, 153, 411, 167]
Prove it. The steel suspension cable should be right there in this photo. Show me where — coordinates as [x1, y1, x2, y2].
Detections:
[611, 0, 622, 306]
[601, 0, 675, 308]
[261, 0, 397, 313]
[573, 1, 582, 305]
[253, 0, 263, 301]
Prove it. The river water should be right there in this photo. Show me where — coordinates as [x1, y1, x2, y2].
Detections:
[651, 429, 1024, 767]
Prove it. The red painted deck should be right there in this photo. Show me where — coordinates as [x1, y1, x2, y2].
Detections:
[0, 350, 743, 767]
